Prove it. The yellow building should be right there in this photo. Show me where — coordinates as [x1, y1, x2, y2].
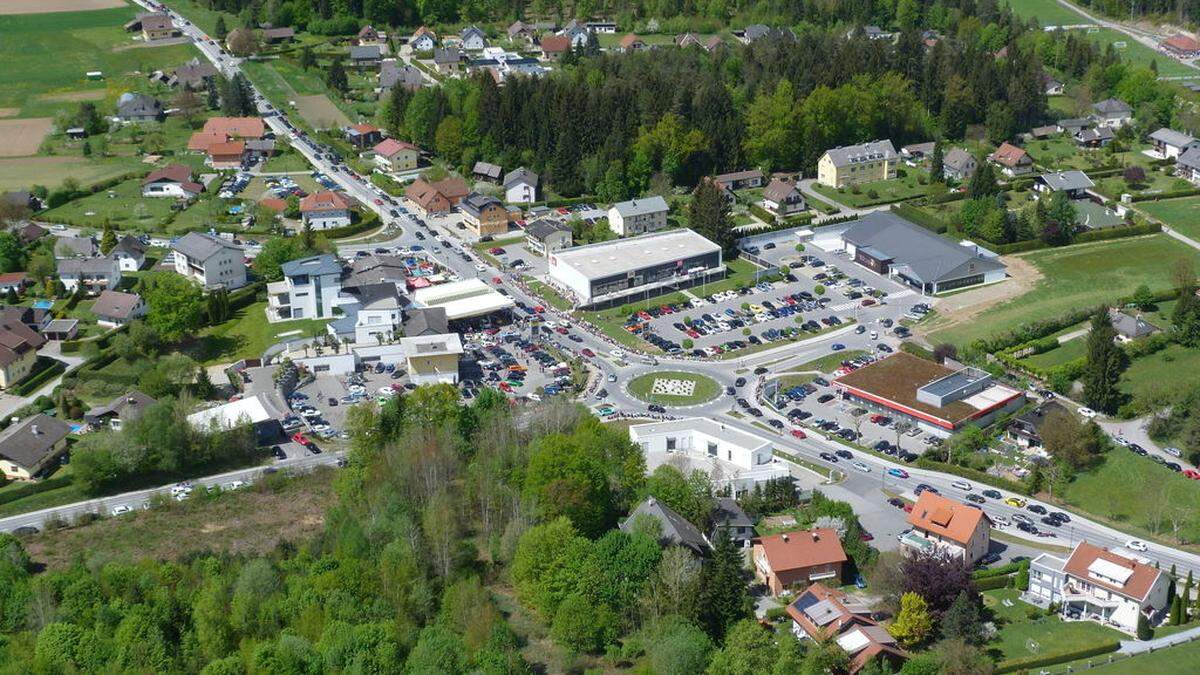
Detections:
[399, 334, 464, 385]
[816, 140, 898, 188]
[0, 414, 71, 481]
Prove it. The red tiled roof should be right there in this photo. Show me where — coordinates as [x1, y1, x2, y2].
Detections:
[907, 491, 988, 546]
[1063, 542, 1162, 602]
[619, 33, 644, 49]
[208, 141, 246, 158]
[990, 141, 1030, 167]
[202, 116, 265, 139]
[1165, 35, 1200, 52]
[187, 131, 226, 152]
[351, 122, 379, 134]
[142, 164, 192, 185]
[757, 528, 848, 573]
[0, 273, 27, 285]
[539, 35, 572, 53]
[373, 138, 419, 157]
[259, 197, 287, 212]
[299, 190, 349, 212]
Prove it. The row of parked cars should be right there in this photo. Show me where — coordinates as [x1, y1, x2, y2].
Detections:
[1114, 436, 1187, 474]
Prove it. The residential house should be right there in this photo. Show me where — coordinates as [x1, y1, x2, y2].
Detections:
[116, 93, 163, 122]
[0, 307, 50, 334]
[136, 12, 176, 41]
[203, 116, 266, 140]
[1149, 127, 1198, 159]
[350, 45, 383, 69]
[503, 167, 538, 203]
[608, 195, 669, 236]
[403, 307, 449, 337]
[399, 333, 463, 384]
[1057, 117, 1091, 135]
[900, 142, 936, 163]
[1007, 401, 1071, 450]
[84, 391, 156, 431]
[299, 191, 352, 230]
[142, 164, 204, 198]
[902, 491, 992, 563]
[1030, 125, 1059, 139]
[762, 179, 807, 218]
[617, 34, 646, 52]
[172, 57, 217, 89]
[267, 254, 343, 321]
[109, 235, 146, 271]
[404, 176, 468, 214]
[379, 60, 423, 94]
[0, 273, 28, 295]
[560, 21, 589, 47]
[786, 584, 908, 674]
[1075, 125, 1115, 148]
[460, 26, 489, 50]
[472, 161, 503, 183]
[1109, 308, 1160, 342]
[171, 232, 247, 289]
[371, 138, 420, 172]
[0, 319, 45, 390]
[328, 282, 405, 344]
[538, 35, 572, 60]
[56, 257, 120, 293]
[942, 148, 978, 182]
[15, 223, 46, 244]
[459, 192, 508, 238]
[525, 218, 573, 256]
[586, 21, 618, 33]
[988, 141, 1034, 177]
[507, 21, 533, 42]
[710, 497, 754, 547]
[703, 35, 724, 51]
[816, 140, 898, 188]
[0, 415, 71, 481]
[620, 496, 710, 555]
[753, 529, 848, 596]
[1163, 34, 1200, 58]
[1043, 74, 1065, 96]
[1034, 170, 1095, 199]
[433, 48, 463, 74]
[207, 140, 247, 169]
[713, 169, 765, 191]
[738, 24, 796, 43]
[356, 24, 382, 45]
[1180, 146, 1200, 184]
[260, 26, 295, 43]
[1027, 541, 1170, 634]
[856, 25, 893, 40]
[54, 235, 96, 259]
[344, 123, 383, 149]
[90, 290, 147, 327]
[1092, 98, 1133, 128]
[410, 26, 437, 52]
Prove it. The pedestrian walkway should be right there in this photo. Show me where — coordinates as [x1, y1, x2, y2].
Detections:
[1119, 623, 1200, 654]
[827, 300, 858, 312]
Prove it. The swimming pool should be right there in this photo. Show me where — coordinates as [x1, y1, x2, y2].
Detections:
[32, 300, 52, 310]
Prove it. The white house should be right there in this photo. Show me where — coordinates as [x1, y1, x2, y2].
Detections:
[410, 26, 436, 51]
[267, 254, 344, 322]
[141, 164, 204, 198]
[628, 417, 790, 494]
[607, 195, 669, 236]
[91, 290, 147, 327]
[503, 167, 539, 204]
[901, 491, 992, 563]
[327, 282, 405, 344]
[1148, 127, 1198, 160]
[762, 179, 806, 218]
[399, 333, 463, 384]
[109, 236, 146, 272]
[56, 256, 121, 293]
[171, 232, 247, 289]
[1092, 98, 1133, 129]
[1027, 541, 1170, 634]
[459, 26, 488, 50]
[299, 191, 352, 230]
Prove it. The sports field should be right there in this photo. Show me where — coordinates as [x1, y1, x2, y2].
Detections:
[1085, 27, 1197, 78]
[1138, 195, 1200, 241]
[926, 235, 1200, 347]
[0, 6, 200, 118]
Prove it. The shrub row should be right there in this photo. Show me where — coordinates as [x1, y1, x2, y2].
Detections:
[1131, 187, 1200, 202]
[0, 475, 73, 507]
[913, 457, 1031, 495]
[11, 358, 66, 397]
[973, 561, 1023, 579]
[995, 641, 1121, 674]
[974, 575, 1013, 591]
[324, 212, 381, 240]
[991, 222, 1160, 255]
[892, 202, 949, 233]
[747, 202, 776, 224]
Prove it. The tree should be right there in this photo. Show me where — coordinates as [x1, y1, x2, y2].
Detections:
[929, 142, 945, 183]
[174, 89, 203, 124]
[933, 343, 957, 363]
[214, 15, 227, 40]
[966, 161, 999, 199]
[743, 80, 799, 171]
[644, 465, 714, 528]
[698, 527, 752, 640]
[137, 272, 206, 342]
[1083, 305, 1127, 414]
[75, 102, 105, 135]
[0, 232, 26, 274]
[326, 58, 349, 95]
[551, 592, 618, 654]
[706, 619, 778, 674]
[1124, 165, 1147, 187]
[226, 27, 260, 57]
[1137, 611, 1153, 640]
[985, 101, 1017, 145]
[99, 221, 117, 255]
[934, 638, 995, 675]
[900, 550, 976, 614]
[523, 433, 615, 537]
[1131, 284, 1155, 310]
[298, 45, 316, 70]
[1040, 408, 1104, 470]
[638, 616, 712, 675]
[940, 591, 983, 644]
[1038, 191, 1078, 245]
[900, 654, 941, 675]
[688, 178, 735, 258]
[889, 592, 934, 648]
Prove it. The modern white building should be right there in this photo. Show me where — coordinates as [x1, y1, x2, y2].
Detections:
[607, 195, 669, 236]
[548, 229, 724, 308]
[1027, 541, 1170, 634]
[628, 417, 791, 494]
[171, 232, 247, 289]
[399, 333, 463, 384]
[187, 392, 286, 443]
[267, 254, 344, 322]
[328, 282, 405, 344]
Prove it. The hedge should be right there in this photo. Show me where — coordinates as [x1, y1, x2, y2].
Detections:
[11, 358, 66, 397]
[995, 641, 1122, 674]
[0, 475, 74, 507]
[973, 561, 1023, 579]
[228, 281, 264, 312]
[913, 457, 1031, 495]
[1131, 187, 1200, 202]
[974, 575, 1013, 591]
[324, 212, 381, 239]
[892, 202, 949, 233]
[991, 222, 1161, 255]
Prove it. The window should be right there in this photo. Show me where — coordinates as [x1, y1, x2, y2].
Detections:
[666, 437, 676, 450]
[707, 442, 717, 457]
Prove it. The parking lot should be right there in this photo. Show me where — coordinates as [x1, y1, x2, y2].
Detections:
[482, 239, 549, 277]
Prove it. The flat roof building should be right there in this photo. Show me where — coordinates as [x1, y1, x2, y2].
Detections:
[411, 278, 514, 321]
[548, 228, 724, 308]
[628, 417, 791, 494]
[832, 352, 1024, 437]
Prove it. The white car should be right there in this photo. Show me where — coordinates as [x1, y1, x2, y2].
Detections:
[224, 480, 247, 491]
[110, 505, 133, 516]
[952, 480, 973, 491]
[991, 515, 1011, 528]
[852, 461, 871, 473]
[1078, 407, 1097, 419]
[1126, 539, 1148, 552]
[173, 489, 192, 502]
[474, 263, 486, 272]
[1165, 446, 1183, 458]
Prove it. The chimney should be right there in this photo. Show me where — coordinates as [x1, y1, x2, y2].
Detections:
[648, 497, 656, 507]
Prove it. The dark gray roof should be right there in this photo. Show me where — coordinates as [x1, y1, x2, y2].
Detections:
[1181, 146, 1200, 169]
[90, 290, 143, 319]
[460, 26, 487, 41]
[1057, 118, 1090, 129]
[433, 47, 461, 64]
[172, 232, 239, 262]
[345, 282, 404, 310]
[1093, 98, 1132, 115]
[1075, 127, 1114, 143]
[1038, 170, 1094, 191]
[473, 161, 503, 179]
[350, 45, 382, 60]
[823, 140, 897, 167]
[943, 148, 976, 172]
[1110, 309, 1160, 338]
[1149, 127, 1195, 148]
[620, 497, 709, 554]
[281, 253, 341, 278]
[85, 390, 157, 424]
[526, 218, 570, 241]
[380, 61, 423, 90]
[54, 235, 96, 258]
[841, 211, 1006, 286]
[173, 58, 217, 86]
[111, 235, 145, 258]
[711, 497, 754, 529]
[403, 306, 448, 336]
[57, 257, 117, 276]
[744, 24, 795, 42]
[0, 414, 70, 472]
[901, 142, 936, 157]
[503, 167, 538, 189]
[611, 195, 668, 218]
[460, 192, 503, 218]
[116, 92, 162, 118]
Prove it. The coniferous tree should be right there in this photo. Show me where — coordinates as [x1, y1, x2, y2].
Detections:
[688, 179, 735, 259]
[929, 141, 945, 183]
[1082, 305, 1127, 414]
[99, 221, 117, 255]
[326, 58, 349, 95]
[298, 45, 316, 70]
[214, 15, 227, 40]
[698, 528, 751, 641]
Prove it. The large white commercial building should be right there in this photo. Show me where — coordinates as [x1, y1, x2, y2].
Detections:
[411, 278, 515, 321]
[628, 417, 790, 494]
[547, 229, 724, 308]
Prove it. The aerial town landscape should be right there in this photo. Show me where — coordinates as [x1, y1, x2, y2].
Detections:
[8, 0, 1200, 672]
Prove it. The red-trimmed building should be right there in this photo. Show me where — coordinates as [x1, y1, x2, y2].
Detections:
[832, 352, 1024, 438]
[1163, 34, 1200, 58]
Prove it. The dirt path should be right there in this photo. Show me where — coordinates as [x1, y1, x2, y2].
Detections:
[914, 255, 1043, 343]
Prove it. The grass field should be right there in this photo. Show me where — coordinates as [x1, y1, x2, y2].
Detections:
[1025, 135, 1158, 172]
[1092, 171, 1190, 201]
[187, 300, 331, 365]
[241, 57, 369, 132]
[786, 349, 869, 375]
[627, 371, 721, 406]
[1139, 195, 1200, 241]
[1120, 343, 1200, 402]
[1081, 639, 1200, 673]
[1019, 336, 1087, 370]
[0, 466, 89, 519]
[1086, 27, 1197, 78]
[810, 170, 930, 208]
[0, 155, 144, 191]
[41, 176, 179, 229]
[927, 235, 1200, 347]
[983, 588, 1123, 668]
[0, 6, 201, 118]
[1003, 0, 1088, 25]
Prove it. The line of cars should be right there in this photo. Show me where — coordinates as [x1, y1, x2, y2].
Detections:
[1113, 436, 1188, 474]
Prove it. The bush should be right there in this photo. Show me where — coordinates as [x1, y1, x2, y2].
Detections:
[748, 202, 777, 223]
[11, 358, 66, 397]
[973, 561, 1022, 579]
[995, 641, 1121, 673]
[892, 203, 948, 233]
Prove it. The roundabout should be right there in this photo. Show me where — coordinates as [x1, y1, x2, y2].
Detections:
[626, 371, 723, 407]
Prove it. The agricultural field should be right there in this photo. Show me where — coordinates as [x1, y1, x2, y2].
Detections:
[926, 235, 1200, 347]
[240, 56, 371, 131]
[1138, 195, 1200, 241]
[1085, 27, 1197, 78]
[0, 156, 144, 191]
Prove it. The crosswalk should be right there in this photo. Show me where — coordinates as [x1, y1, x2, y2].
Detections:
[827, 301, 858, 312]
[887, 289, 917, 300]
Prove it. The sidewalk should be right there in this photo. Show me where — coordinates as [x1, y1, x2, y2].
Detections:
[1119, 623, 1200, 654]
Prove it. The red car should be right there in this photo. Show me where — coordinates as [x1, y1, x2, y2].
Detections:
[489, 247, 506, 255]
[581, 348, 595, 358]
[492, 276, 503, 284]
[554, 327, 569, 335]
[859, 531, 874, 542]
[291, 432, 309, 445]
[1184, 469, 1200, 480]
[790, 429, 807, 439]
[373, 198, 383, 205]
[533, 305, 545, 313]
[861, 298, 876, 307]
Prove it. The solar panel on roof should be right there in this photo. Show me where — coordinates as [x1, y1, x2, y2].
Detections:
[792, 591, 821, 614]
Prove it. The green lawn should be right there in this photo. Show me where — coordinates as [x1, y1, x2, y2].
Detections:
[0, 156, 145, 192]
[162, 0, 237, 36]
[1025, 136, 1158, 172]
[1092, 170, 1190, 201]
[786, 349, 869, 374]
[260, 149, 313, 173]
[42, 177, 181, 229]
[1061, 443, 1200, 543]
[810, 170, 931, 208]
[1081, 638, 1200, 673]
[1019, 336, 1087, 370]
[1003, 0, 1088, 25]
[926, 235, 1200, 347]
[0, 465, 89, 519]
[241, 57, 372, 131]
[0, 6, 201, 118]
[1139, 195, 1200, 241]
[186, 300, 331, 365]
[627, 371, 721, 406]
[1086, 28, 1197, 78]
[983, 588, 1123, 668]
[526, 279, 572, 311]
[1120, 343, 1200, 403]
